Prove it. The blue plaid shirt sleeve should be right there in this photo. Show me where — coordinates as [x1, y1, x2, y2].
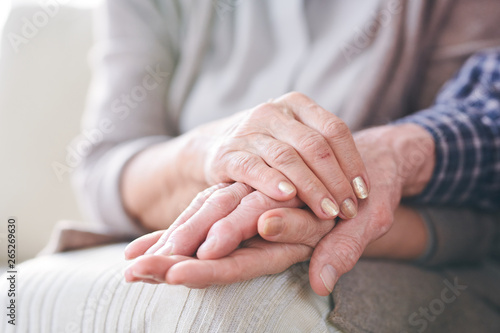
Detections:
[394, 49, 500, 210]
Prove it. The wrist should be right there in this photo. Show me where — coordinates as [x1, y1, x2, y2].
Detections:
[175, 131, 208, 185]
[382, 124, 435, 197]
[182, 112, 242, 185]
[354, 123, 435, 199]
[121, 136, 207, 230]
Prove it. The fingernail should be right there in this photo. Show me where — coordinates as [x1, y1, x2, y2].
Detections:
[320, 265, 337, 293]
[341, 198, 357, 218]
[278, 181, 295, 195]
[321, 198, 339, 217]
[131, 271, 165, 283]
[155, 241, 174, 256]
[263, 217, 284, 236]
[131, 271, 155, 280]
[199, 235, 218, 253]
[352, 176, 368, 199]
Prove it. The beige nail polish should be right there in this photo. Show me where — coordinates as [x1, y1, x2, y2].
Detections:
[352, 176, 368, 199]
[321, 198, 339, 217]
[278, 181, 295, 195]
[341, 198, 357, 218]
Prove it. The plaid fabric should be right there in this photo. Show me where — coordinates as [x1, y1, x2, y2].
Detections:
[395, 49, 500, 210]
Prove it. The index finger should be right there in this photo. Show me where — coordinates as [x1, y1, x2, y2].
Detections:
[152, 183, 253, 256]
[196, 192, 302, 260]
[275, 93, 370, 200]
[144, 183, 232, 256]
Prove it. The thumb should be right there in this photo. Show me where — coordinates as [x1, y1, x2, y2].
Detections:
[307, 135, 402, 296]
[308, 221, 367, 296]
[308, 199, 394, 296]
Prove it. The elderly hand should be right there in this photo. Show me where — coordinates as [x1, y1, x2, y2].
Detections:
[124, 163, 427, 289]
[122, 92, 369, 231]
[124, 235, 313, 288]
[257, 124, 435, 295]
[123, 205, 426, 289]
[192, 92, 369, 220]
[125, 123, 433, 295]
[124, 181, 334, 259]
[123, 183, 330, 287]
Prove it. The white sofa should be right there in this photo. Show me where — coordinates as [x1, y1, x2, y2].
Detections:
[0, 2, 96, 262]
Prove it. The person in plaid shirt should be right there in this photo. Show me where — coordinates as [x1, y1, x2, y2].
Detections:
[398, 48, 500, 210]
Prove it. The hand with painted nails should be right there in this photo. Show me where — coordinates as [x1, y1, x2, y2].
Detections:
[123, 203, 426, 289]
[122, 92, 369, 232]
[123, 160, 427, 291]
[258, 124, 435, 295]
[198, 91, 369, 220]
[123, 182, 333, 286]
[124, 123, 434, 295]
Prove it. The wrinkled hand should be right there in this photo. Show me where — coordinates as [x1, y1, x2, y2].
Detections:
[139, 182, 308, 258]
[195, 92, 369, 220]
[124, 182, 336, 286]
[257, 124, 435, 295]
[125, 183, 335, 268]
[124, 124, 433, 295]
[124, 235, 313, 288]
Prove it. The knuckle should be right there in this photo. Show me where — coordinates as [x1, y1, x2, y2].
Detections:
[368, 206, 394, 237]
[229, 220, 246, 244]
[185, 193, 208, 214]
[298, 177, 321, 197]
[321, 118, 350, 140]
[297, 133, 331, 160]
[306, 103, 326, 116]
[229, 154, 260, 178]
[240, 192, 272, 210]
[267, 143, 298, 167]
[195, 184, 225, 203]
[285, 91, 307, 101]
[191, 191, 209, 208]
[213, 220, 240, 241]
[326, 235, 364, 272]
[208, 152, 233, 183]
[208, 170, 231, 185]
[232, 182, 254, 197]
[174, 221, 196, 237]
[297, 133, 327, 152]
[212, 141, 232, 161]
[326, 177, 353, 199]
[251, 102, 277, 119]
[205, 188, 240, 212]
